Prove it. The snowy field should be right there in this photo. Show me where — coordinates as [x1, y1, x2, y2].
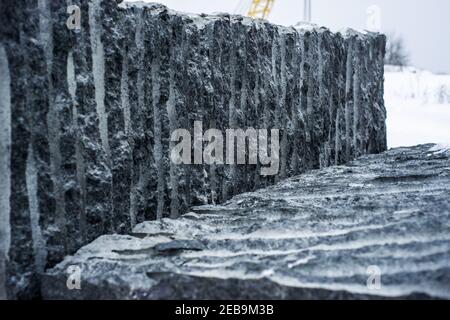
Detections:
[384, 66, 450, 148]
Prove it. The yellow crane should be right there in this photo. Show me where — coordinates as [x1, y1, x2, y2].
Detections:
[247, 0, 276, 19]
[246, 0, 312, 22]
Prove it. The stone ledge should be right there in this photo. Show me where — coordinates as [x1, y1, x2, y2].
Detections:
[42, 144, 450, 300]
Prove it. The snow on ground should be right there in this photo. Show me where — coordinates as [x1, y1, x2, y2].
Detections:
[384, 65, 450, 148]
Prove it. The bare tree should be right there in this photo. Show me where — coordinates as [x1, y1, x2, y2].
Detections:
[385, 33, 410, 67]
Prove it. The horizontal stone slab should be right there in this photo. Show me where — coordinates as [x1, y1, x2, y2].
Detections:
[42, 144, 450, 299]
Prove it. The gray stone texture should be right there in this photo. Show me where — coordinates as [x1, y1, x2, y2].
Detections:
[42, 144, 450, 300]
[0, 0, 386, 299]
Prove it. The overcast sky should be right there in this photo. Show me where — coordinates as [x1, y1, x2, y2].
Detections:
[132, 0, 450, 73]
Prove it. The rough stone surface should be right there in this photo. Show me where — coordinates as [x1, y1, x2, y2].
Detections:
[0, 0, 386, 298]
[42, 144, 450, 300]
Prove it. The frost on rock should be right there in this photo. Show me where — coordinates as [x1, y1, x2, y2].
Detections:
[67, 51, 87, 242]
[89, 0, 111, 163]
[42, 145, 450, 300]
[26, 145, 47, 275]
[429, 144, 450, 155]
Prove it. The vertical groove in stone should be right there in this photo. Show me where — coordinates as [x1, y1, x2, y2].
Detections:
[254, 45, 262, 187]
[152, 56, 164, 220]
[226, 27, 237, 200]
[271, 34, 280, 180]
[209, 121, 218, 205]
[279, 33, 288, 179]
[290, 34, 300, 175]
[335, 109, 341, 165]
[326, 76, 334, 167]
[67, 51, 86, 242]
[318, 34, 326, 168]
[271, 35, 279, 123]
[88, 0, 111, 163]
[167, 52, 179, 219]
[129, 10, 146, 227]
[121, 49, 130, 138]
[38, 0, 53, 72]
[298, 34, 307, 172]
[39, 0, 68, 252]
[208, 27, 218, 204]
[239, 34, 248, 195]
[353, 43, 361, 156]
[344, 39, 354, 161]
[306, 35, 314, 168]
[0, 44, 11, 300]
[26, 144, 47, 275]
